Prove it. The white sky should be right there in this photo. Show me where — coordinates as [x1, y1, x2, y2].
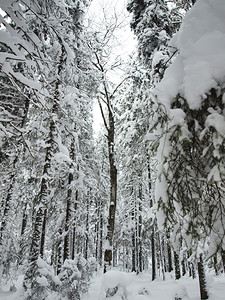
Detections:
[86, 0, 136, 134]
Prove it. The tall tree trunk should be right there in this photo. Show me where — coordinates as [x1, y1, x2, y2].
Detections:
[63, 171, 73, 262]
[158, 233, 165, 280]
[95, 222, 99, 261]
[24, 159, 52, 293]
[167, 233, 173, 273]
[174, 251, 181, 280]
[131, 231, 136, 272]
[151, 226, 156, 280]
[113, 243, 117, 267]
[221, 248, 225, 273]
[71, 227, 76, 260]
[71, 190, 78, 260]
[56, 227, 63, 275]
[40, 209, 47, 258]
[161, 235, 167, 273]
[24, 39, 64, 295]
[147, 153, 156, 280]
[182, 254, 187, 276]
[103, 101, 117, 273]
[26, 115, 55, 263]
[198, 254, 208, 300]
[138, 182, 143, 273]
[135, 199, 139, 273]
[156, 233, 161, 276]
[64, 134, 76, 262]
[131, 195, 136, 272]
[84, 195, 89, 260]
[99, 213, 103, 266]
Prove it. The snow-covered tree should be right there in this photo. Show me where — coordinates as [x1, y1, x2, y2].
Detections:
[0, 0, 99, 298]
[153, 0, 225, 297]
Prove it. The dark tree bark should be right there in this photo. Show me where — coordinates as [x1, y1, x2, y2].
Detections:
[151, 228, 156, 280]
[63, 171, 73, 262]
[138, 182, 143, 273]
[71, 227, 76, 260]
[174, 251, 181, 280]
[95, 221, 99, 261]
[71, 190, 78, 260]
[40, 209, 47, 258]
[84, 195, 89, 260]
[56, 227, 63, 275]
[138, 217, 143, 273]
[24, 38, 65, 296]
[95, 197, 104, 266]
[26, 115, 55, 264]
[99, 213, 103, 266]
[182, 255, 186, 276]
[147, 153, 157, 280]
[198, 254, 208, 300]
[167, 237, 173, 273]
[221, 248, 225, 273]
[135, 204, 139, 273]
[103, 106, 117, 272]
[213, 255, 218, 275]
[97, 84, 117, 273]
[131, 196, 136, 272]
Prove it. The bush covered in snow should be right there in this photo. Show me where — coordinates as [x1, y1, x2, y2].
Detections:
[24, 257, 61, 300]
[58, 254, 97, 299]
[23, 254, 97, 300]
[59, 259, 81, 300]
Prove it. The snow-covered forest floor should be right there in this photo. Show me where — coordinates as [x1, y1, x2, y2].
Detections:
[1, 270, 225, 300]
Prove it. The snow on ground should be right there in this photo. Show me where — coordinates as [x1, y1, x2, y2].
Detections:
[0, 270, 225, 299]
[81, 270, 225, 300]
[0, 275, 25, 300]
